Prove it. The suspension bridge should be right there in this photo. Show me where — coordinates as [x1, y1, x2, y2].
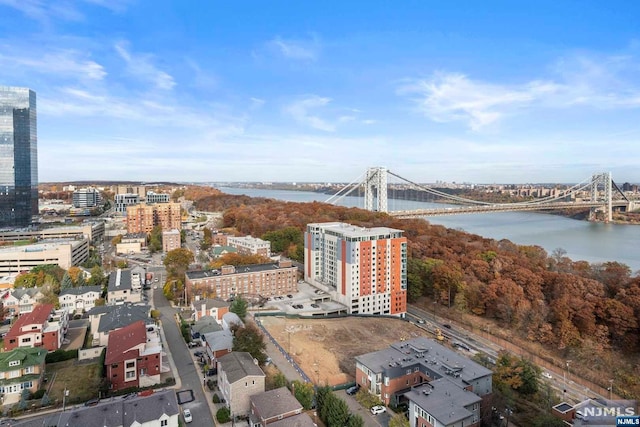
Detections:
[325, 167, 637, 222]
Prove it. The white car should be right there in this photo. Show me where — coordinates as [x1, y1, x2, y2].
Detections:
[370, 405, 386, 415]
[542, 372, 553, 379]
[183, 408, 192, 423]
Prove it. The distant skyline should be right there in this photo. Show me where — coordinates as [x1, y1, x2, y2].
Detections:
[1, 1, 639, 184]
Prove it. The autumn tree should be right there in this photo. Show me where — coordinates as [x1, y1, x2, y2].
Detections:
[164, 248, 194, 280]
[148, 225, 163, 253]
[291, 380, 315, 409]
[201, 227, 212, 251]
[389, 413, 410, 427]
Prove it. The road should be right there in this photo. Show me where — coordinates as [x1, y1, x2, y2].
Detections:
[153, 279, 215, 427]
[407, 305, 606, 406]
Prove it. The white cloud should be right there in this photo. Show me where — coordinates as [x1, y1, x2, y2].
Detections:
[285, 96, 336, 131]
[0, 49, 106, 81]
[268, 36, 320, 61]
[115, 41, 176, 90]
[399, 72, 560, 130]
[399, 52, 640, 131]
[250, 97, 266, 109]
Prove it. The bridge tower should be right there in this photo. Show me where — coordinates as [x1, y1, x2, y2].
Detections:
[364, 167, 388, 213]
[589, 172, 613, 222]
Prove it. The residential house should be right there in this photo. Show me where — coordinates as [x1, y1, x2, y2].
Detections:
[249, 387, 315, 427]
[202, 329, 234, 367]
[354, 337, 492, 406]
[406, 380, 482, 427]
[190, 315, 222, 342]
[0, 347, 47, 405]
[105, 320, 162, 391]
[59, 286, 102, 314]
[107, 269, 142, 305]
[222, 312, 243, 331]
[190, 298, 230, 322]
[11, 389, 180, 427]
[211, 245, 237, 258]
[218, 352, 266, 417]
[1, 287, 45, 318]
[87, 303, 151, 346]
[3, 304, 68, 352]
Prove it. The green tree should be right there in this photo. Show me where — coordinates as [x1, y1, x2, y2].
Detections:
[273, 372, 288, 389]
[87, 265, 106, 287]
[262, 227, 304, 254]
[76, 273, 86, 287]
[315, 386, 332, 414]
[291, 380, 315, 410]
[60, 272, 73, 290]
[164, 248, 194, 279]
[18, 388, 30, 410]
[41, 392, 51, 407]
[201, 227, 212, 251]
[389, 413, 410, 427]
[346, 414, 365, 427]
[148, 225, 163, 253]
[231, 323, 267, 365]
[230, 295, 248, 320]
[321, 393, 350, 427]
[116, 260, 128, 269]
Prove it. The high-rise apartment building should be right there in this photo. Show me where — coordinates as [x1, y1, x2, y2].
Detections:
[305, 222, 407, 317]
[0, 87, 38, 227]
[126, 202, 181, 234]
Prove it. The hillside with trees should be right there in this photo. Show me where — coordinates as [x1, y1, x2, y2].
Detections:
[188, 188, 640, 399]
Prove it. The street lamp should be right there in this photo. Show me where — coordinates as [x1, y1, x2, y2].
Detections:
[563, 360, 571, 398]
[608, 379, 614, 400]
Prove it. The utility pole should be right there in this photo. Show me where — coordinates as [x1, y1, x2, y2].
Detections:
[62, 386, 69, 411]
[609, 379, 614, 400]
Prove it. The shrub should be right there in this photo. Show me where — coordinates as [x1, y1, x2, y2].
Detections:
[216, 407, 231, 423]
[212, 394, 220, 403]
[45, 349, 78, 363]
[32, 389, 46, 400]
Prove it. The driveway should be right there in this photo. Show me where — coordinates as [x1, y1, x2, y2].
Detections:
[335, 389, 390, 427]
[154, 286, 215, 427]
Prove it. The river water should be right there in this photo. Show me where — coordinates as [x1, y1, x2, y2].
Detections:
[216, 187, 640, 272]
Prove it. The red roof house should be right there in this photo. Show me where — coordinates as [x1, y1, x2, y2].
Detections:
[3, 304, 64, 352]
[105, 320, 163, 391]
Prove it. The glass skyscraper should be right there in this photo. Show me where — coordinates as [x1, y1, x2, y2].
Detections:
[0, 86, 38, 227]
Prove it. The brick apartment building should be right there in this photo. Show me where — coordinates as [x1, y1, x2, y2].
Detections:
[226, 235, 271, 257]
[126, 202, 181, 234]
[185, 259, 298, 302]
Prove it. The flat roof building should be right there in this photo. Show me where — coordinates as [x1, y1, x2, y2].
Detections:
[304, 222, 408, 317]
[0, 238, 89, 275]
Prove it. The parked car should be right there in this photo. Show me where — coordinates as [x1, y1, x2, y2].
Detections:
[311, 303, 320, 308]
[207, 368, 217, 376]
[370, 405, 386, 415]
[194, 351, 204, 357]
[346, 385, 360, 395]
[84, 398, 100, 407]
[416, 319, 426, 324]
[188, 341, 201, 348]
[183, 408, 193, 423]
[542, 372, 553, 379]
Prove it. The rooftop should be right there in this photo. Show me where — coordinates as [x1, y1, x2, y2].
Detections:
[60, 285, 102, 296]
[405, 380, 481, 425]
[105, 320, 147, 365]
[107, 269, 133, 292]
[0, 347, 47, 372]
[97, 304, 151, 333]
[5, 304, 54, 340]
[307, 222, 404, 239]
[218, 351, 265, 384]
[251, 387, 302, 420]
[186, 261, 296, 280]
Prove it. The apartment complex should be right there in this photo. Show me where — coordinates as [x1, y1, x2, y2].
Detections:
[126, 202, 181, 233]
[0, 86, 38, 228]
[0, 238, 89, 275]
[304, 222, 408, 317]
[227, 235, 271, 257]
[185, 259, 298, 302]
[355, 337, 492, 415]
[162, 228, 181, 252]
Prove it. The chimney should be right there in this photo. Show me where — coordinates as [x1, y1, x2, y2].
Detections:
[202, 304, 206, 318]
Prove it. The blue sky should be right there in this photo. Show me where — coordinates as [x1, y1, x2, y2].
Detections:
[1, 0, 640, 184]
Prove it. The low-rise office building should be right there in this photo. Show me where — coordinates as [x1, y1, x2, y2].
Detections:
[0, 238, 89, 275]
[145, 191, 170, 204]
[72, 187, 102, 208]
[0, 222, 104, 243]
[115, 193, 141, 215]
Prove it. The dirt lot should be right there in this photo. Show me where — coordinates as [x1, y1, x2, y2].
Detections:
[260, 316, 431, 386]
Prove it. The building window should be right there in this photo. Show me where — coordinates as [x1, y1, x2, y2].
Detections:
[126, 371, 135, 379]
[161, 420, 168, 426]
[8, 360, 20, 367]
[126, 361, 135, 368]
